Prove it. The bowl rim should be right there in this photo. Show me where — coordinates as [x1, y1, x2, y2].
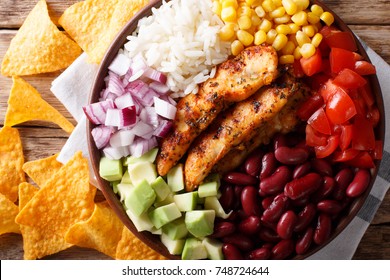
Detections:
[87, 0, 385, 260]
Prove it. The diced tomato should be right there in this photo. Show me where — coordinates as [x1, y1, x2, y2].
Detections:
[325, 83, 357, 124]
[333, 148, 360, 162]
[308, 107, 332, 135]
[359, 82, 375, 107]
[354, 61, 376, 75]
[314, 135, 340, 158]
[338, 124, 353, 150]
[333, 68, 367, 89]
[329, 48, 356, 74]
[319, 80, 339, 102]
[305, 124, 328, 147]
[293, 59, 306, 78]
[367, 106, 380, 128]
[297, 94, 324, 121]
[345, 151, 375, 168]
[372, 140, 383, 160]
[324, 31, 358, 52]
[306, 73, 330, 91]
[300, 49, 323, 77]
[349, 89, 368, 116]
[319, 25, 338, 38]
[353, 52, 364, 61]
[352, 114, 376, 151]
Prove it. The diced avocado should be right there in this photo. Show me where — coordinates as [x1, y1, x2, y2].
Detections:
[167, 164, 184, 192]
[185, 210, 215, 238]
[161, 233, 185, 255]
[121, 170, 132, 184]
[204, 173, 221, 187]
[182, 238, 207, 260]
[111, 180, 120, 194]
[150, 227, 162, 235]
[173, 191, 198, 212]
[124, 179, 156, 216]
[198, 181, 219, 197]
[154, 193, 174, 208]
[124, 148, 159, 165]
[202, 238, 224, 260]
[162, 217, 188, 240]
[204, 196, 232, 219]
[99, 156, 123, 182]
[126, 208, 154, 232]
[116, 183, 133, 202]
[128, 161, 157, 186]
[151, 176, 171, 202]
[148, 203, 182, 229]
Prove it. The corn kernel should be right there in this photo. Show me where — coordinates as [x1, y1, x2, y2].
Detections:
[237, 29, 254, 46]
[311, 4, 324, 16]
[311, 33, 323, 47]
[281, 40, 296, 55]
[296, 30, 311, 47]
[270, 7, 286, 18]
[273, 0, 283, 7]
[254, 30, 267, 45]
[293, 46, 302, 59]
[289, 33, 299, 46]
[221, 7, 237, 22]
[272, 33, 288, 51]
[219, 23, 237, 41]
[302, 25, 315, 37]
[282, 0, 297, 15]
[276, 24, 292, 35]
[212, 1, 222, 16]
[279, 54, 295, 64]
[291, 11, 308, 26]
[238, 15, 252, 29]
[255, 6, 266, 17]
[288, 23, 300, 33]
[307, 12, 320, 24]
[237, 6, 252, 17]
[222, 0, 238, 9]
[231, 40, 245, 55]
[259, 19, 273, 32]
[320, 11, 335, 26]
[294, 0, 310, 11]
[251, 14, 262, 26]
[273, 14, 291, 24]
[262, 0, 276, 12]
[245, 0, 257, 5]
[300, 43, 316, 58]
[266, 29, 278, 44]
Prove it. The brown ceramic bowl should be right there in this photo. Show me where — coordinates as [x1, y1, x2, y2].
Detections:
[87, 0, 385, 260]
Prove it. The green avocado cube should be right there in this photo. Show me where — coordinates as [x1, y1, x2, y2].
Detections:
[99, 157, 123, 182]
[124, 148, 159, 165]
[198, 181, 219, 197]
[124, 179, 156, 217]
[185, 210, 215, 238]
[128, 161, 157, 186]
[161, 234, 185, 255]
[167, 164, 184, 192]
[202, 238, 224, 260]
[148, 203, 182, 229]
[121, 170, 132, 184]
[173, 191, 198, 212]
[182, 238, 207, 260]
[162, 217, 188, 240]
[151, 176, 171, 202]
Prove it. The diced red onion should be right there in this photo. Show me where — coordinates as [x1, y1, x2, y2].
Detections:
[131, 120, 154, 137]
[91, 125, 113, 149]
[144, 67, 167, 84]
[130, 53, 148, 73]
[109, 130, 135, 147]
[107, 71, 124, 96]
[114, 93, 134, 109]
[153, 97, 177, 120]
[126, 80, 149, 99]
[149, 81, 170, 95]
[103, 145, 130, 160]
[136, 89, 158, 107]
[105, 107, 137, 127]
[123, 68, 133, 87]
[153, 120, 173, 138]
[129, 138, 149, 158]
[108, 53, 131, 76]
[83, 99, 115, 125]
[140, 107, 159, 128]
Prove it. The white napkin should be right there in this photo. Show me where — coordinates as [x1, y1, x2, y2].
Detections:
[51, 45, 390, 259]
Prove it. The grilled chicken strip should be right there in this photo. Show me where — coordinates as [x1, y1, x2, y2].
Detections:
[184, 74, 305, 190]
[212, 79, 311, 174]
[156, 45, 278, 176]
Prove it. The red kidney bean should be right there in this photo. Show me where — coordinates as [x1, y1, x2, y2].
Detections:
[262, 193, 289, 223]
[239, 216, 261, 235]
[295, 227, 314, 255]
[222, 243, 243, 260]
[244, 151, 264, 177]
[346, 169, 371, 197]
[241, 186, 262, 216]
[291, 195, 311, 207]
[210, 221, 236, 238]
[260, 217, 277, 231]
[261, 196, 274, 210]
[233, 186, 243, 209]
[223, 172, 258, 185]
[273, 133, 287, 150]
[333, 168, 354, 200]
[277, 210, 298, 240]
[223, 233, 254, 252]
[219, 185, 234, 211]
[313, 214, 332, 245]
[259, 166, 292, 195]
[317, 200, 343, 215]
[271, 239, 295, 260]
[224, 211, 239, 222]
[284, 173, 323, 200]
[293, 162, 312, 179]
[294, 203, 317, 232]
[311, 158, 333, 177]
[260, 152, 278, 180]
[248, 247, 271, 260]
[275, 146, 310, 165]
[258, 227, 281, 243]
[261, 243, 274, 250]
[311, 176, 336, 203]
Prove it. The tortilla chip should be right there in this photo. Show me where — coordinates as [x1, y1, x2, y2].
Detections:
[22, 153, 63, 187]
[116, 226, 167, 260]
[0, 193, 20, 235]
[5, 76, 74, 133]
[65, 201, 123, 259]
[15, 151, 96, 260]
[18, 182, 39, 211]
[1, 0, 82, 76]
[88, 0, 149, 63]
[0, 126, 25, 202]
[58, 0, 120, 62]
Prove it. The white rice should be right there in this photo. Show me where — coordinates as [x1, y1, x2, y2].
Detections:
[123, 0, 231, 97]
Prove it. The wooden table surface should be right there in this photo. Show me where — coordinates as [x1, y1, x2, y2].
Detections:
[0, 0, 389, 260]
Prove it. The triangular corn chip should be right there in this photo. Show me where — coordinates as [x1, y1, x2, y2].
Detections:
[22, 153, 63, 187]
[0, 193, 20, 235]
[5, 76, 74, 133]
[1, 0, 82, 76]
